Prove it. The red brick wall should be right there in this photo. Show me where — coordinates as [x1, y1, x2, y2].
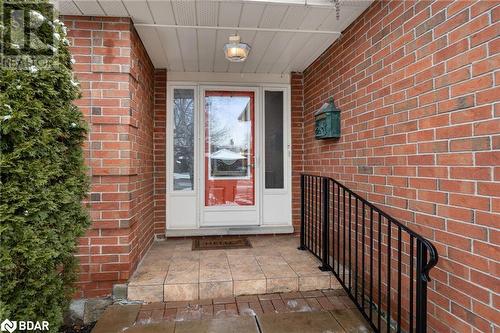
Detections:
[153, 69, 167, 237]
[65, 16, 157, 297]
[297, 1, 499, 332]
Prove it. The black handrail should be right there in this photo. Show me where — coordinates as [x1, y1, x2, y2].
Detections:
[299, 173, 438, 333]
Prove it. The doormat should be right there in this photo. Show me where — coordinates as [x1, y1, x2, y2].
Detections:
[192, 237, 252, 251]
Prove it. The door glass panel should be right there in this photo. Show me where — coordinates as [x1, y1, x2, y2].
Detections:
[265, 91, 284, 189]
[205, 91, 255, 206]
[173, 88, 194, 191]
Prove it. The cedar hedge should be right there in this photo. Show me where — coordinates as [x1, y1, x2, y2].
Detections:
[0, 1, 90, 330]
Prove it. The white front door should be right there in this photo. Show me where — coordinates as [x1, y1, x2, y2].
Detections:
[200, 87, 260, 226]
[166, 82, 291, 234]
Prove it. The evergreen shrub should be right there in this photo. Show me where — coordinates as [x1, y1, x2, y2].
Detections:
[0, 1, 89, 330]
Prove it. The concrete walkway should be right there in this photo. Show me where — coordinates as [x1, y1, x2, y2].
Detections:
[92, 290, 373, 333]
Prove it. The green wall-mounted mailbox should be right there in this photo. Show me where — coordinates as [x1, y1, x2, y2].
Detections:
[314, 97, 341, 139]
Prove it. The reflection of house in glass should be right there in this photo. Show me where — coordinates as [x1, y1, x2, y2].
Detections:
[210, 147, 248, 178]
[208, 97, 251, 179]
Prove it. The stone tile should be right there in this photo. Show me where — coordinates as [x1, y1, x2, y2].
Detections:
[250, 247, 274, 255]
[128, 285, 163, 302]
[163, 283, 198, 301]
[199, 260, 232, 283]
[227, 254, 258, 266]
[257, 311, 344, 333]
[91, 305, 140, 333]
[280, 253, 319, 265]
[230, 265, 266, 281]
[164, 261, 199, 284]
[266, 277, 298, 293]
[233, 279, 266, 296]
[173, 242, 193, 252]
[199, 269, 232, 283]
[198, 249, 227, 257]
[138, 258, 171, 271]
[299, 275, 331, 291]
[175, 316, 259, 333]
[225, 248, 254, 256]
[171, 251, 199, 260]
[199, 281, 233, 299]
[260, 264, 297, 278]
[129, 270, 167, 286]
[122, 321, 175, 333]
[256, 255, 287, 265]
[288, 262, 330, 276]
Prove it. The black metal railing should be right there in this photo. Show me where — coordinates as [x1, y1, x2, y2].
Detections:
[299, 174, 438, 333]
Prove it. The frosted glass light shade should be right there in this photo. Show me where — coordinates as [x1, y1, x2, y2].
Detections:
[224, 35, 250, 62]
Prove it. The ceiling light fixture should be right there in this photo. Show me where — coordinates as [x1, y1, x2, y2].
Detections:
[224, 35, 250, 62]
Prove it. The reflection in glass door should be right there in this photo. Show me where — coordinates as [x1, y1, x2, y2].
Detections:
[204, 91, 255, 207]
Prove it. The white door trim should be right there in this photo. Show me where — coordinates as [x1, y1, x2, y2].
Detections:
[166, 81, 292, 235]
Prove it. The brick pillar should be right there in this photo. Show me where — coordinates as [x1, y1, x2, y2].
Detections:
[65, 16, 155, 298]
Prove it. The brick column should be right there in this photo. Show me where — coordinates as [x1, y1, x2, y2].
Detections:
[64, 16, 156, 298]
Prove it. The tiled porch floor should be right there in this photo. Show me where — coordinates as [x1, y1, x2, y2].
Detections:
[127, 235, 339, 302]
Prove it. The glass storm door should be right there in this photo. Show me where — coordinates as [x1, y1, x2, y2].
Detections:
[202, 90, 258, 226]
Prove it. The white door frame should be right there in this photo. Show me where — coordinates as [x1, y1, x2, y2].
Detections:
[166, 79, 292, 235]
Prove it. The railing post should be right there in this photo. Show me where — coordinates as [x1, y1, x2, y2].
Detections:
[319, 177, 330, 271]
[415, 240, 428, 333]
[298, 174, 306, 250]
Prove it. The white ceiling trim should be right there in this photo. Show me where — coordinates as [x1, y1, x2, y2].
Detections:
[134, 23, 342, 35]
[167, 71, 291, 84]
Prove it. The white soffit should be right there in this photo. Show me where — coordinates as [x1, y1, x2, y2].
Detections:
[56, 0, 373, 73]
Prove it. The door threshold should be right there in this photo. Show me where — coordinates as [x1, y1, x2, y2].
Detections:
[166, 225, 294, 237]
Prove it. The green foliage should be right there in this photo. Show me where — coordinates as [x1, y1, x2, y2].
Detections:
[0, 1, 90, 330]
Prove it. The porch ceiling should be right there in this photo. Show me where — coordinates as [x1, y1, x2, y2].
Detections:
[57, 0, 373, 74]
